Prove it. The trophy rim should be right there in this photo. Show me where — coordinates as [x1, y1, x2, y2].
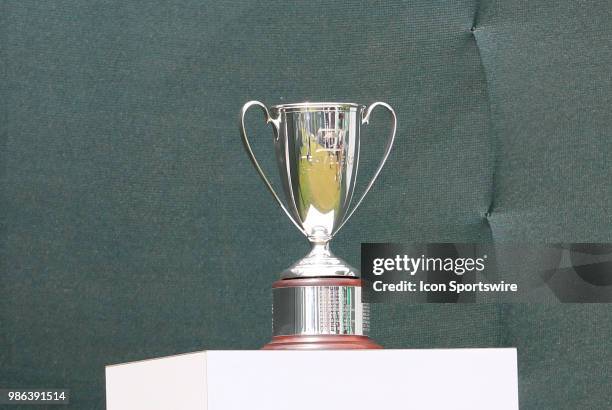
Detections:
[271, 102, 364, 111]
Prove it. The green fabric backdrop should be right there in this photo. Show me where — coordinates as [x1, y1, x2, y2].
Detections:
[1, 1, 610, 408]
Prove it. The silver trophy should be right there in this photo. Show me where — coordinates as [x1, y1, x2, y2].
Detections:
[240, 101, 396, 349]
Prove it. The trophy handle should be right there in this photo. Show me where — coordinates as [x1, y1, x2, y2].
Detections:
[240, 101, 308, 236]
[333, 102, 397, 236]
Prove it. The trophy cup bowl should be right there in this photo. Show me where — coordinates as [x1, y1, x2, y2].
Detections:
[240, 101, 396, 349]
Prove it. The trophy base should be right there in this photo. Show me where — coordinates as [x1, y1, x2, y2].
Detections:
[265, 277, 381, 350]
[263, 335, 382, 350]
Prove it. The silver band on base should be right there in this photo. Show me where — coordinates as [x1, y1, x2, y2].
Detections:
[272, 279, 369, 337]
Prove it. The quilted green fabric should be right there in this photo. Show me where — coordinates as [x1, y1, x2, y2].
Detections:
[1, 1, 610, 408]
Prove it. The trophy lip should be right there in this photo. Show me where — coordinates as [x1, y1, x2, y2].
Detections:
[271, 102, 364, 111]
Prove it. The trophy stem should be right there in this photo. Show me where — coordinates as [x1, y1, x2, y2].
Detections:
[280, 237, 359, 279]
[307, 239, 331, 259]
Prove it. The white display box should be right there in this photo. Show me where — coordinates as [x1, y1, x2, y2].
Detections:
[106, 348, 518, 410]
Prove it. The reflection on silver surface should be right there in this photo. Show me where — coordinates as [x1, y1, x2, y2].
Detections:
[272, 285, 368, 336]
[240, 101, 396, 278]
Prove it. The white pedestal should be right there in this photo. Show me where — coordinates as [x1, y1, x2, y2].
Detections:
[106, 348, 518, 410]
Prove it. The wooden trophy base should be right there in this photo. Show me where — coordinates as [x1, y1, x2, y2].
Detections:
[263, 334, 382, 350]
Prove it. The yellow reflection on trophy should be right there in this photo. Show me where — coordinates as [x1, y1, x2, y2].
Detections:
[297, 129, 343, 218]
